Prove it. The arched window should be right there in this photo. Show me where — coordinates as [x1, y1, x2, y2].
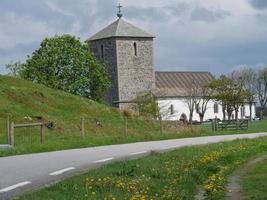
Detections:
[100, 44, 104, 59]
[134, 42, 137, 56]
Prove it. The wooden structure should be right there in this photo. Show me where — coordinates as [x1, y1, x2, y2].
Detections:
[212, 118, 249, 131]
[7, 121, 45, 146]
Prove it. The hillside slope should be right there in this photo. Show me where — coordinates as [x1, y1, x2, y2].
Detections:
[0, 75, 179, 156]
[0, 75, 120, 121]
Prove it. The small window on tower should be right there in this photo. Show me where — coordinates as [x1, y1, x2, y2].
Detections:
[100, 45, 104, 59]
[134, 42, 137, 56]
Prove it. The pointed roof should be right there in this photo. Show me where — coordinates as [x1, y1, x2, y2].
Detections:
[87, 18, 155, 41]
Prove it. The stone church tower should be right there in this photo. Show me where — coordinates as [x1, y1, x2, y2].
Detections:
[86, 12, 155, 109]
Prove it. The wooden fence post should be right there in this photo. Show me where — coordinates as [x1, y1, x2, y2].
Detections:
[10, 122, 14, 146]
[6, 114, 10, 144]
[81, 117, 85, 138]
[40, 122, 45, 144]
[159, 115, 163, 135]
[236, 119, 239, 130]
[124, 116, 128, 137]
[215, 117, 218, 131]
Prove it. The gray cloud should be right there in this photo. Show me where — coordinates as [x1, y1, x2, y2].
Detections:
[0, 0, 267, 76]
[124, 3, 189, 22]
[0, 0, 75, 30]
[190, 7, 230, 23]
[248, 0, 267, 10]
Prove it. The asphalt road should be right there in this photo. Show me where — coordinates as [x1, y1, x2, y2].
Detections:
[1, 132, 267, 200]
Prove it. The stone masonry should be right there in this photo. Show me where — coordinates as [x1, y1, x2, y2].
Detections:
[87, 18, 155, 109]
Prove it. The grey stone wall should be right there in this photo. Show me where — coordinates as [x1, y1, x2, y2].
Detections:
[89, 37, 155, 110]
[116, 37, 155, 109]
[89, 38, 119, 107]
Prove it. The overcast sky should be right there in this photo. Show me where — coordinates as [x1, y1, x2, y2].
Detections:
[0, 0, 267, 75]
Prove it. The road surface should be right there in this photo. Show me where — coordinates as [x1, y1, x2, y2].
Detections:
[1, 132, 267, 200]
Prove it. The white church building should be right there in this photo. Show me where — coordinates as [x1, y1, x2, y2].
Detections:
[87, 8, 256, 122]
[155, 71, 256, 121]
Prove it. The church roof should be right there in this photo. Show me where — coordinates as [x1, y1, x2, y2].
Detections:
[155, 71, 215, 97]
[87, 18, 155, 41]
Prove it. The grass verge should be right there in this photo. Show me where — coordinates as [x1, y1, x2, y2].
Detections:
[242, 157, 267, 199]
[17, 137, 267, 200]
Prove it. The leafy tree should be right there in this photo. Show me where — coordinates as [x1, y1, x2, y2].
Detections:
[135, 92, 159, 119]
[5, 61, 23, 77]
[209, 75, 250, 121]
[21, 35, 110, 102]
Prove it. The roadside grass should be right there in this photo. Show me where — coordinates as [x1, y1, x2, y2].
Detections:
[242, 157, 267, 199]
[1, 119, 266, 157]
[17, 137, 267, 200]
[0, 75, 267, 157]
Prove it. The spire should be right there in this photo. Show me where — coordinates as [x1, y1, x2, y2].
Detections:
[117, 3, 123, 18]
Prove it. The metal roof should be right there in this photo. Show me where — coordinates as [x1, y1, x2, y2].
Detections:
[155, 71, 215, 97]
[87, 18, 155, 41]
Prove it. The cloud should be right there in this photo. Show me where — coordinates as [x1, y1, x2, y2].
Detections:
[248, 0, 267, 10]
[0, 0, 267, 75]
[190, 7, 230, 23]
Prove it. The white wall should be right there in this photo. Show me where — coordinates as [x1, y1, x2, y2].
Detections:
[157, 97, 256, 121]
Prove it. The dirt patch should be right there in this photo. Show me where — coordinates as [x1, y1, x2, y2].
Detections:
[225, 154, 267, 200]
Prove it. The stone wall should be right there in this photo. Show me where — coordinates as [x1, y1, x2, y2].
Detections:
[89, 38, 119, 107]
[89, 37, 155, 110]
[116, 37, 155, 109]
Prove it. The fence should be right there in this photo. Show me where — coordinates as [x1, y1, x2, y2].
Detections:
[212, 118, 249, 131]
[8, 122, 45, 146]
[79, 117, 179, 138]
[0, 115, 181, 147]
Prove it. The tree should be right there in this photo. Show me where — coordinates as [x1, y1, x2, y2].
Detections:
[231, 67, 256, 120]
[194, 83, 213, 123]
[183, 81, 198, 124]
[256, 68, 267, 120]
[209, 75, 249, 121]
[5, 61, 23, 77]
[21, 35, 110, 102]
[135, 92, 159, 119]
[208, 76, 230, 119]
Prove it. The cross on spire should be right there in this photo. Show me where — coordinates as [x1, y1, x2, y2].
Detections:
[117, 3, 123, 18]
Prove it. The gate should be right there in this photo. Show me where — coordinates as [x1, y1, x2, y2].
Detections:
[212, 119, 249, 131]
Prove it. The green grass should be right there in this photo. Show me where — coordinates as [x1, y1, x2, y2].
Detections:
[242, 157, 267, 199]
[17, 137, 267, 200]
[0, 75, 267, 157]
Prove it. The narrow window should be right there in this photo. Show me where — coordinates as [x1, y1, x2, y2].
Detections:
[100, 44, 104, 59]
[214, 103, 218, 114]
[134, 42, 137, 56]
[196, 103, 200, 114]
[170, 104, 174, 115]
[241, 106, 245, 118]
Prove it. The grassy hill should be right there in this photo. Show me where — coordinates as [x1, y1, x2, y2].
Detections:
[0, 75, 193, 156]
